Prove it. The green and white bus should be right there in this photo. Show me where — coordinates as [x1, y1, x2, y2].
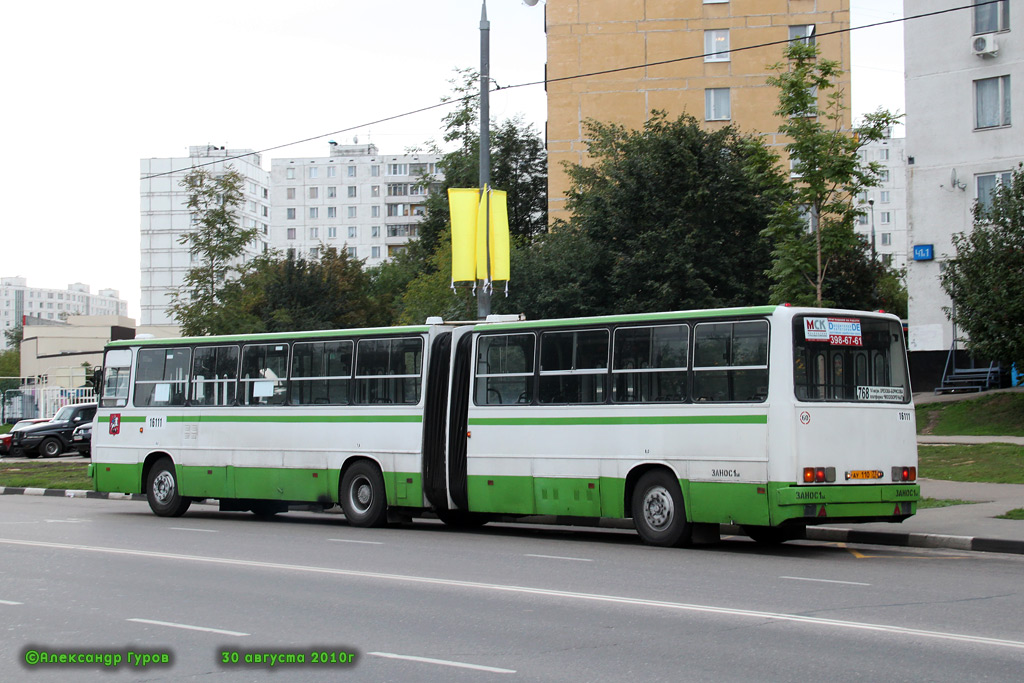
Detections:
[90, 305, 919, 547]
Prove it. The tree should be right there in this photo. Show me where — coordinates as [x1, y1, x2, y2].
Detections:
[1, 325, 22, 393]
[169, 166, 258, 335]
[941, 163, 1024, 370]
[764, 41, 903, 307]
[548, 111, 792, 315]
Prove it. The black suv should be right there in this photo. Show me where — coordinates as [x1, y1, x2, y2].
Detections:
[13, 403, 97, 458]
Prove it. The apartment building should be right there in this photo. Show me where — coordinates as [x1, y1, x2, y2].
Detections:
[1, 277, 127, 349]
[853, 135, 908, 270]
[270, 143, 442, 266]
[545, 0, 851, 221]
[140, 146, 271, 327]
[904, 0, 1020, 384]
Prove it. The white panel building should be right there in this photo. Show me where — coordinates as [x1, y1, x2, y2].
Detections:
[270, 143, 441, 266]
[1, 277, 127, 349]
[854, 135, 908, 271]
[904, 0, 1021, 384]
[140, 146, 271, 327]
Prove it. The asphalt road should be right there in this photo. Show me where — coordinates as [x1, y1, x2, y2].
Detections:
[2, 496, 1023, 682]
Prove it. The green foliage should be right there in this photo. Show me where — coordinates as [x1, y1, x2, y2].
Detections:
[996, 508, 1024, 520]
[3, 325, 23, 349]
[398, 231, 477, 324]
[764, 42, 903, 308]
[551, 111, 791, 315]
[941, 163, 1024, 370]
[209, 248, 376, 334]
[169, 166, 259, 336]
[918, 444, 1024, 484]
[0, 349, 20, 393]
[0, 462, 92, 489]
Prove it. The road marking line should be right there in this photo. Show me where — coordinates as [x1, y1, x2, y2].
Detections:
[4, 538, 1022, 652]
[780, 576, 871, 586]
[524, 554, 593, 562]
[127, 618, 249, 637]
[0, 599, 24, 605]
[328, 538, 384, 545]
[369, 652, 515, 674]
[170, 527, 218, 533]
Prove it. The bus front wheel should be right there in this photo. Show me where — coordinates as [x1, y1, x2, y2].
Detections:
[340, 461, 388, 528]
[146, 457, 191, 517]
[631, 470, 691, 547]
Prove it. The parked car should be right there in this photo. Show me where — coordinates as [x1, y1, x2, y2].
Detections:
[12, 403, 97, 458]
[0, 418, 50, 457]
[72, 422, 92, 458]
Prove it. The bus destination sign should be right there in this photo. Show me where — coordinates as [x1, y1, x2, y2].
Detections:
[804, 317, 863, 346]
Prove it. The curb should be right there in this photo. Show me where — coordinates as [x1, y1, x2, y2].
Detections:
[4, 486, 1023, 556]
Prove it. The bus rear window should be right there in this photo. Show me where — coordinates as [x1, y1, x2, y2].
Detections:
[793, 316, 910, 403]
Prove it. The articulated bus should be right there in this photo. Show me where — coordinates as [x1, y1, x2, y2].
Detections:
[90, 305, 918, 547]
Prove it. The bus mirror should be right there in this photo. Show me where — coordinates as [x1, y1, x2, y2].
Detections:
[93, 368, 103, 394]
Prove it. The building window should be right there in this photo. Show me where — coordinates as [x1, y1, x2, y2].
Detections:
[286, 188, 296, 200]
[878, 148, 890, 161]
[387, 163, 408, 176]
[880, 190, 890, 203]
[880, 211, 892, 224]
[310, 247, 319, 258]
[704, 88, 730, 121]
[347, 247, 357, 258]
[348, 226, 358, 238]
[975, 76, 1011, 129]
[328, 166, 337, 178]
[348, 186, 357, 198]
[388, 183, 409, 196]
[371, 206, 381, 218]
[327, 207, 337, 218]
[789, 25, 815, 45]
[976, 171, 1012, 213]
[310, 227, 319, 239]
[881, 233, 892, 246]
[309, 167, 319, 179]
[287, 248, 296, 259]
[309, 207, 319, 219]
[328, 227, 337, 239]
[309, 187, 319, 199]
[348, 206, 357, 218]
[327, 186, 337, 198]
[286, 168, 296, 179]
[881, 254, 893, 266]
[348, 165, 357, 177]
[704, 30, 730, 62]
[974, 0, 1010, 34]
[371, 165, 380, 177]
[287, 228, 296, 240]
[371, 246, 381, 259]
[878, 169, 890, 183]
[372, 226, 380, 238]
[857, 214, 868, 225]
[371, 185, 380, 197]
[286, 208, 296, 220]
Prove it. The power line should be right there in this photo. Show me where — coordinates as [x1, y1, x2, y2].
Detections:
[143, 0, 989, 180]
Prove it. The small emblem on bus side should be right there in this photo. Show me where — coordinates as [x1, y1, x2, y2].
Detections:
[109, 414, 121, 436]
[799, 411, 811, 425]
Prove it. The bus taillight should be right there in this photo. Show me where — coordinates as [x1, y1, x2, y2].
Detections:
[893, 466, 917, 482]
[803, 467, 836, 483]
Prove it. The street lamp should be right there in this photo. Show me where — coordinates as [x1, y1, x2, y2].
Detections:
[867, 198, 876, 262]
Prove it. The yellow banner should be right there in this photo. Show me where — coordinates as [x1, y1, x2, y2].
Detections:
[448, 188, 479, 282]
[475, 188, 510, 282]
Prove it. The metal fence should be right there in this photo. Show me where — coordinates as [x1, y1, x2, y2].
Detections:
[2, 386, 96, 424]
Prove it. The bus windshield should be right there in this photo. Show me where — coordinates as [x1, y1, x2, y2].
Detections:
[793, 315, 910, 403]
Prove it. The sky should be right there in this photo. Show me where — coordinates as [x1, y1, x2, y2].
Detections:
[2, 0, 904, 322]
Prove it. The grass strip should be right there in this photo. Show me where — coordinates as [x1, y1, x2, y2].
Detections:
[0, 461, 92, 490]
[919, 443, 1024, 484]
[918, 497, 980, 509]
[917, 393, 1024, 436]
[996, 508, 1024, 520]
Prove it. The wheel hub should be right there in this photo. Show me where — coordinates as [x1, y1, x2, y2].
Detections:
[643, 486, 673, 530]
[152, 471, 175, 504]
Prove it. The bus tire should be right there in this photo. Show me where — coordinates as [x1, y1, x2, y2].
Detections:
[146, 457, 191, 517]
[41, 438, 63, 458]
[340, 461, 388, 528]
[631, 470, 691, 547]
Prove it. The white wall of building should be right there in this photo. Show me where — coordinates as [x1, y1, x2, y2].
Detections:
[854, 136, 908, 271]
[905, 0, 1021, 355]
[140, 146, 271, 326]
[270, 143, 442, 267]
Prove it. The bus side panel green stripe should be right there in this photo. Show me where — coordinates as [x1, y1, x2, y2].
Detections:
[467, 415, 767, 426]
[158, 415, 422, 424]
[97, 415, 146, 423]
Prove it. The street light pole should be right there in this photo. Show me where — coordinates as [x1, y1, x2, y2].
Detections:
[868, 198, 876, 262]
[477, 0, 492, 319]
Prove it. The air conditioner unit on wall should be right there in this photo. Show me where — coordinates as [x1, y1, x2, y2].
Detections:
[972, 33, 998, 57]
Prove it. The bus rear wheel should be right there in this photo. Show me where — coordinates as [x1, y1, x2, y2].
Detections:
[340, 461, 388, 528]
[146, 457, 191, 517]
[631, 470, 691, 547]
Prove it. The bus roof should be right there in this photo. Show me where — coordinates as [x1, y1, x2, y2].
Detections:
[107, 325, 432, 348]
[473, 305, 781, 332]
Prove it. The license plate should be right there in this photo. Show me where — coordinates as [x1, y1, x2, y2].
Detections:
[847, 470, 883, 480]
